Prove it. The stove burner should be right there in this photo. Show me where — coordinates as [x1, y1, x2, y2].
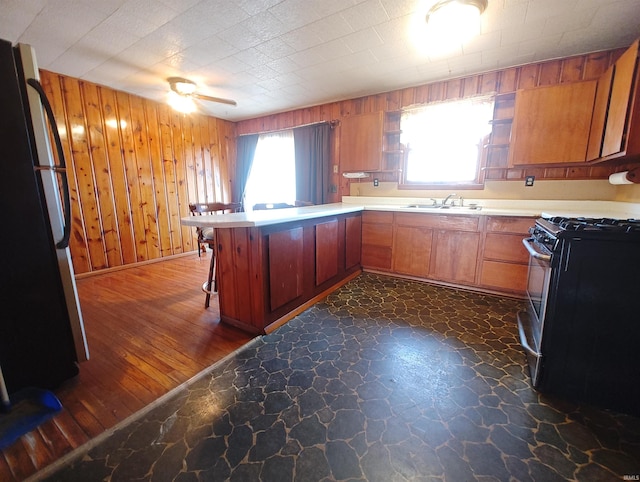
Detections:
[543, 216, 640, 233]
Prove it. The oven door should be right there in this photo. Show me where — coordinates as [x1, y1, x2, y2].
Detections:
[517, 237, 552, 387]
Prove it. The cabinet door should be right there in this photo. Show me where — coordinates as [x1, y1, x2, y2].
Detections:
[430, 230, 480, 284]
[586, 66, 614, 161]
[509, 80, 597, 165]
[602, 40, 639, 157]
[361, 211, 393, 270]
[345, 215, 362, 270]
[340, 111, 383, 172]
[393, 225, 432, 277]
[269, 227, 303, 311]
[316, 220, 339, 285]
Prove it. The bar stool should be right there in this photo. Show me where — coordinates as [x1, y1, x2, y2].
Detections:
[188, 202, 241, 308]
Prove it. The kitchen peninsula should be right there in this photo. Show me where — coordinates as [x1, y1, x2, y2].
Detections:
[182, 204, 363, 334]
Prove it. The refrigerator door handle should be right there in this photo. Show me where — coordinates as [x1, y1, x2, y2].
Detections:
[26, 78, 71, 249]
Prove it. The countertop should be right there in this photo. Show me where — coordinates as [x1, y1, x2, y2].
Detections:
[180, 198, 640, 228]
[181, 203, 362, 228]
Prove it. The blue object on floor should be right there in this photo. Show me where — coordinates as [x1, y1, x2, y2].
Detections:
[0, 387, 62, 450]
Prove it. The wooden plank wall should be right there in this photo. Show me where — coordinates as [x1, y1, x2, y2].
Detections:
[236, 47, 638, 200]
[40, 70, 236, 275]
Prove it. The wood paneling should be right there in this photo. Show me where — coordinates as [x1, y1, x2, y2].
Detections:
[40, 70, 237, 275]
[0, 255, 253, 482]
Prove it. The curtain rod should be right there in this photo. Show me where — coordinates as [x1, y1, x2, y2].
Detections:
[237, 119, 340, 137]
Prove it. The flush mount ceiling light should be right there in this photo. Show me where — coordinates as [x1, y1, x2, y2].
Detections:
[425, 0, 487, 46]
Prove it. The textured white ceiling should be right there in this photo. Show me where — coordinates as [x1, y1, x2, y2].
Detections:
[1, 0, 639, 121]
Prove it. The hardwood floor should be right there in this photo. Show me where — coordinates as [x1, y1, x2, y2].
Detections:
[0, 253, 254, 481]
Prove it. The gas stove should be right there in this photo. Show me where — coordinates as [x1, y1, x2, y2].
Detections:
[531, 216, 640, 253]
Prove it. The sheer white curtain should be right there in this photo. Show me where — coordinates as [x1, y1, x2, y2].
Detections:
[243, 130, 296, 211]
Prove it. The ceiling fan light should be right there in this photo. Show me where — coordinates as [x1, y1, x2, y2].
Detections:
[168, 77, 197, 95]
[168, 91, 196, 114]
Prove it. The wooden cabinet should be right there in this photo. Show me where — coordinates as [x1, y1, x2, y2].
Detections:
[479, 216, 533, 295]
[361, 211, 393, 271]
[587, 41, 640, 161]
[586, 65, 614, 161]
[429, 218, 480, 285]
[393, 213, 433, 277]
[602, 40, 638, 158]
[509, 80, 597, 165]
[361, 211, 533, 297]
[340, 111, 384, 172]
[486, 93, 514, 168]
[345, 215, 362, 270]
[383, 111, 404, 173]
[216, 212, 362, 334]
[269, 228, 304, 310]
[432, 231, 480, 284]
[316, 220, 339, 286]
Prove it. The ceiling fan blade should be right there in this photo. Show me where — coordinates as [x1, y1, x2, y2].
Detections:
[193, 93, 237, 106]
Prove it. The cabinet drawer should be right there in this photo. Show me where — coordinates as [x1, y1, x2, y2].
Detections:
[484, 233, 529, 263]
[363, 210, 394, 225]
[486, 216, 534, 234]
[395, 212, 479, 231]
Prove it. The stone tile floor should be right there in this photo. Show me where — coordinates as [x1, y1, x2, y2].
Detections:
[38, 273, 640, 481]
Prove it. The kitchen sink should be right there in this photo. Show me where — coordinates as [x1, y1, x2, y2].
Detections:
[403, 204, 481, 211]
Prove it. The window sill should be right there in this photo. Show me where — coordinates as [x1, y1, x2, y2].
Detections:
[398, 182, 485, 190]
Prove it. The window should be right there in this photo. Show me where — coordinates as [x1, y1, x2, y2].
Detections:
[243, 130, 296, 210]
[400, 96, 494, 187]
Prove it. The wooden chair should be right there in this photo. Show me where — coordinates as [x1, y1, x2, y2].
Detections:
[188, 202, 241, 308]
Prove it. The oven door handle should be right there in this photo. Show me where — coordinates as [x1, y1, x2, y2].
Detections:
[522, 238, 551, 262]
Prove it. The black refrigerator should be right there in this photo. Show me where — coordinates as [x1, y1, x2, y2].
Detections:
[0, 38, 89, 396]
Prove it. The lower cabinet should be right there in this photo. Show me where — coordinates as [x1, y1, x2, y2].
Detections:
[393, 225, 432, 277]
[269, 227, 304, 311]
[478, 216, 532, 294]
[362, 210, 533, 296]
[362, 211, 393, 271]
[431, 230, 480, 284]
[216, 212, 362, 334]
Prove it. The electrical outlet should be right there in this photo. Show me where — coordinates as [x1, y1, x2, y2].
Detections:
[373, 178, 379, 187]
[333, 165, 339, 174]
[525, 176, 535, 187]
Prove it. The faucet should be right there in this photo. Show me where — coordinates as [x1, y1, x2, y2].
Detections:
[442, 193, 457, 206]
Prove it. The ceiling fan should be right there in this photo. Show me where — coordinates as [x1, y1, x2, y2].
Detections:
[167, 77, 236, 113]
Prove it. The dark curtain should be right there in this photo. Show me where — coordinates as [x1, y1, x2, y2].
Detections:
[234, 134, 259, 206]
[293, 123, 331, 205]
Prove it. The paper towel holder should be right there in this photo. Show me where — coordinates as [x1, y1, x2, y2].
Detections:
[609, 167, 640, 184]
[626, 167, 640, 183]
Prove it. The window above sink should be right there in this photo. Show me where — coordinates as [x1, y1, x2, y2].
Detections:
[399, 95, 494, 190]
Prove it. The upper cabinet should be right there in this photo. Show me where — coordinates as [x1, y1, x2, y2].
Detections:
[586, 65, 614, 161]
[507, 39, 640, 167]
[589, 40, 639, 161]
[508, 80, 597, 166]
[340, 111, 383, 172]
